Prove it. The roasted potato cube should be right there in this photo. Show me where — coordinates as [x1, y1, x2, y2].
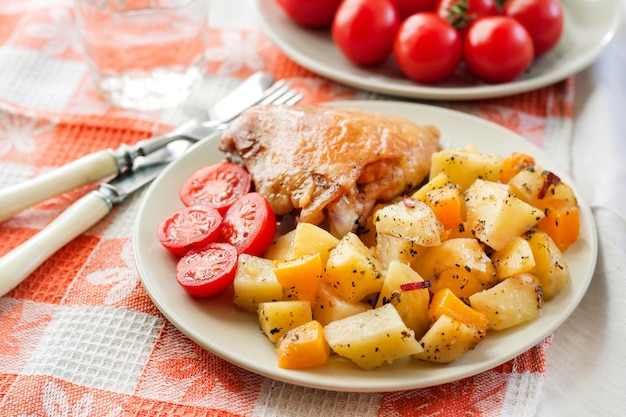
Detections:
[413, 238, 498, 299]
[465, 179, 544, 251]
[233, 254, 284, 313]
[522, 229, 570, 300]
[414, 314, 485, 363]
[469, 273, 544, 330]
[258, 300, 312, 343]
[323, 304, 423, 370]
[326, 232, 384, 303]
[375, 197, 443, 247]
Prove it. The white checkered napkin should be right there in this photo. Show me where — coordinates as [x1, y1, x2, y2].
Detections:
[22, 304, 164, 393]
[0, 47, 86, 112]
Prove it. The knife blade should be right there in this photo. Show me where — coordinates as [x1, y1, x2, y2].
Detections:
[0, 72, 275, 223]
[0, 140, 192, 297]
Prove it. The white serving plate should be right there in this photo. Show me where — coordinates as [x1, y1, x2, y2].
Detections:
[134, 101, 597, 392]
[255, 0, 621, 100]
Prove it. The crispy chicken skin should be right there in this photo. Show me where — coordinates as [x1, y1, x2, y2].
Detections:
[218, 104, 441, 237]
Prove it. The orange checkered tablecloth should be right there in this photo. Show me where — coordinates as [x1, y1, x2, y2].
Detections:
[0, 1, 606, 416]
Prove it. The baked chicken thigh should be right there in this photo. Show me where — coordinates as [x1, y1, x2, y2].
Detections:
[219, 105, 441, 237]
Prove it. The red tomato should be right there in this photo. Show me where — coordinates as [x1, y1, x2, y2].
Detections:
[275, 0, 343, 29]
[464, 16, 534, 83]
[176, 243, 238, 297]
[393, 13, 462, 84]
[157, 205, 223, 256]
[436, 0, 497, 36]
[179, 162, 251, 214]
[390, 0, 439, 20]
[220, 192, 277, 256]
[332, 0, 401, 66]
[502, 0, 564, 56]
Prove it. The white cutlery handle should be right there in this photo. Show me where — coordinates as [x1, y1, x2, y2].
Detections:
[0, 192, 111, 296]
[0, 150, 118, 222]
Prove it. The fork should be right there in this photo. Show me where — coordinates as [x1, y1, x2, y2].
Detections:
[0, 79, 303, 223]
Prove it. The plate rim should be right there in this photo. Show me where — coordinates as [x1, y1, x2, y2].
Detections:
[134, 100, 598, 392]
[254, 0, 622, 100]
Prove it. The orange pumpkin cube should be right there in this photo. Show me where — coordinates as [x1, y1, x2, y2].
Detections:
[274, 252, 323, 306]
[428, 288, 489, 333]
[276, 320, 330, 369]
[537, 199, 580, 252]
[426, 184, 463, 230]
[500, 152, 536, 184]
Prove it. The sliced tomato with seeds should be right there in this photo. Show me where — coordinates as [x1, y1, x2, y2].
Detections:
[220, 192, 277, 256]
[179, 162, 251, 214]
[157, 205, 223, 256]
[176, 242, 238, 297]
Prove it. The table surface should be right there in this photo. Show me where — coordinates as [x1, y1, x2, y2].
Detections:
[0, 0, 624, 416]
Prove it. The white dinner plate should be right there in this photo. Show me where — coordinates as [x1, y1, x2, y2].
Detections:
[134, 101, 597, 392]
[255, 0, 621, 100]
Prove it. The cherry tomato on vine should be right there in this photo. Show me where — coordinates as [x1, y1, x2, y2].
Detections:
[220, 192, 277, 256]
[275, 0, 343, 29]
[502, 0, 564, 56]
[436, 0, 497, 36]
[332, 0, 401, 66]
[393, 12, 463, 84]
[157, 205, 223, 256]
[179, 162, 251, 214]
[176, 242, 238, 297]
[390, 0, 439, 20]
[464, 16, 534, 83]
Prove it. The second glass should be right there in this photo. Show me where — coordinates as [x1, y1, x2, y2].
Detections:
[74, 0, 208, 111]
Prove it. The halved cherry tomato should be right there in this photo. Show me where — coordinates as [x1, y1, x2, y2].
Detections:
[502, 0, 564, 57]
[464, 16, 534, 83]
[176, 243, 238, 297]
[179, 162, 251, 214]
[275, 0, 343, 29]
[332, 0, 401, 66]
[220, 192, 277, 256]
[393, 12, 463, 84]
[157, 205, 223, 256]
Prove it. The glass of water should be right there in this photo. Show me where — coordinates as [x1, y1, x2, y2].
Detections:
[74, 0, 208, 111]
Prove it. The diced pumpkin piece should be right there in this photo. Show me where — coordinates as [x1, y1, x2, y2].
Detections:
[412, 238, 498, 299]
[273, 252, 322, 306]
[426, 184, 464, 230]
[375, 261, 431, 338]
[326, 232, 384, 303]
[522, 229, 570, 300]
[428, 288, 489, 333]
[465, 179, 544, 251]
[491, 236, 536, 280]
[312, 282, 371, 326]
[276, 320, 330, 369]
[323, 304, 423, 370]
[429, 146, 504, 191]
[508, 166, 577, 210]
[233, 255, 284, 314]
[375, 197, 443, 247]
[414, 314, 485, 363]
[537, 199, 580, 252]
[469, 273, 544, 330]
[500, 152, 536, 184]
[258, 300, 312, 343]
[411, 172, 451, 202]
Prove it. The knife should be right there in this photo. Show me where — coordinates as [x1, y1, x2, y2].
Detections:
[0, 72, 275, 223]
[0, 139, 192, 297]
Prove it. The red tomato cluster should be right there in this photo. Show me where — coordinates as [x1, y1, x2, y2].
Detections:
[157, 162, 277, 298]
[275, 0, 563, 84]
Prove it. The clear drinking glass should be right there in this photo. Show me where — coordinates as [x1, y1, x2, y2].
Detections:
[74, 0, 208, 111]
